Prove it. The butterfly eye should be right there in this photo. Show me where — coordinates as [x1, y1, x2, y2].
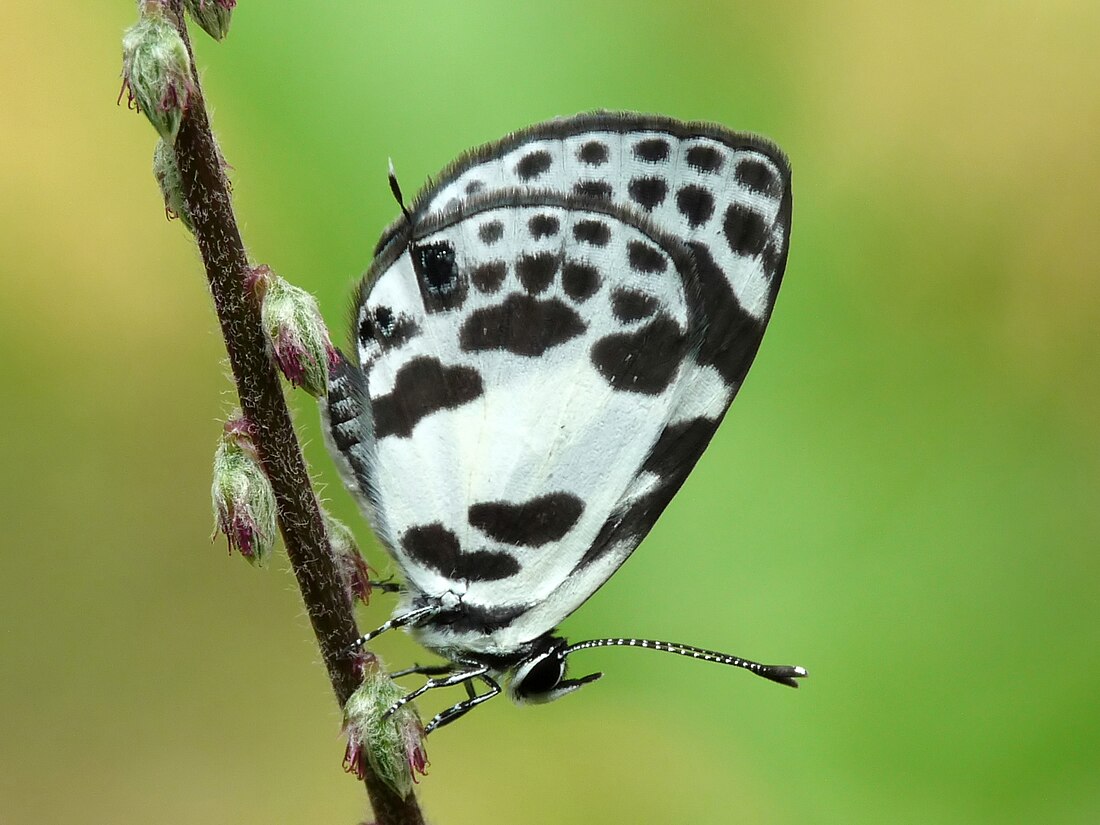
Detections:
[512, 650, 565, 699]
[414, 240, 459, 295]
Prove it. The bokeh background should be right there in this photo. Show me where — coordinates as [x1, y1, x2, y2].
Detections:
[2, 2, 1098, 823]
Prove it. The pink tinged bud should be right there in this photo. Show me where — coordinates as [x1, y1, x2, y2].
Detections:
[184, 0, 236, 41]
[342, 670, 429, 798]
[324, 513, 372, 605]
[255, 267, 336, 397]
[211, 413, 277, 566]
[121, 3, 194, 140]
[401, 719, 430, 785]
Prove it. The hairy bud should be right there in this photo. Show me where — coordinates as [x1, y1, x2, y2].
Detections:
[184, 0, 236, 41]
[211, 414, 277, 565]
[324, 512, 372, 605]
[252, 266, 338, 397]
[343, 666, 429, 798]
[121, 2, 194, 140]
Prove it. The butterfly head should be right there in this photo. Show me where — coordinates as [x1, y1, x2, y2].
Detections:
[506, 635, 603, 705]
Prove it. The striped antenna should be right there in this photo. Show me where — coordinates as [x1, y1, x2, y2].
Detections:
[563, 638, 807, 688]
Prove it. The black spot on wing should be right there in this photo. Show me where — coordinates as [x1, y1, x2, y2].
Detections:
[516, 149, 553, 181]
[413, 240, 467, 312]
[465, 179, 485, 195]
[372, 356, 484, 438]
[516, 251, 561, 295]
[627, 241, 667, 274]
[577, 141, 609, 165]
[479, 221, 504, 244]
[723, 203, 768, 257]
[401, 524, 519, 582]
[628, 176, 667, 211]
[676, 184, 715, 228]
[562, 261, 601, 303]
[573, 219, 611, 247]
[685, 145, 724, 173]
[360, 306, 419, 350]
[460, 294, 586, 356]
[735, 158, 778, 194]
[472, 261, 507, 293]
[468, 493, 585, 547]
[528, 214, 560, 239]
[634, 138, 670, 162]
[591, 314, 685, 394]
[574, 180, 613, 201]
[611, 288, 658, 322]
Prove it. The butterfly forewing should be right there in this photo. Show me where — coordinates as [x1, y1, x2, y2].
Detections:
[422, 113, 790, 329]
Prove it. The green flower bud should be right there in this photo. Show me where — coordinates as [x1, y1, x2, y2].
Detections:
[185, 0, 236, 41]
[153, 139, 192, 230]
[121, 1, 194, 140]
[323, 512, 373, 605]
[343, 666, 429, 798]
[252, 266, 338, 398]
[211, 414, 278, 565]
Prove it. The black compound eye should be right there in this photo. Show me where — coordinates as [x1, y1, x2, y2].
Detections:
[515, 653, 565, 698]
[414, 240, 459, 294]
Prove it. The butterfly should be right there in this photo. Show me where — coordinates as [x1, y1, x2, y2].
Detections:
[323, 111, 804, 733]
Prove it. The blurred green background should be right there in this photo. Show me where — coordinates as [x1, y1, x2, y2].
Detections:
[2, 2, 1098, 823]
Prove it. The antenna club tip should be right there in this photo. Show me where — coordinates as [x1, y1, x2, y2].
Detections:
[387, 157, 396, 176]
[764, 664, 807, 688]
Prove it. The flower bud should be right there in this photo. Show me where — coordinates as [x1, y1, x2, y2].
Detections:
[121, 2, 194, 140]
[324, 512, 372, 605]
[252, 266, 338, 397]
[211, 414, 278, 565]
[184, 0, 236, 41]
[153, 139, 193, 230]
[343, 666, 429, 797]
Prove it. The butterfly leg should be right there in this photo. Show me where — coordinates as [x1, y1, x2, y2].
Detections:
[424, 674, 501, 734]
[389, 663, 454, 679]
[350, 604, 437, 651]
[367, 575, 405, 594]
[383, 665, 489, 720]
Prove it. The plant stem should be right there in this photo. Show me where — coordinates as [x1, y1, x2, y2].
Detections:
[163, 4, 424, 823]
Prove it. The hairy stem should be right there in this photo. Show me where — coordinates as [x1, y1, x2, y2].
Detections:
[163, 4, 424, 823]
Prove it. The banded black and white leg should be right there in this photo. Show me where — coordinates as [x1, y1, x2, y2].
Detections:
[424, 673, 501, 734]
[382, 664, 490, 721]
[349, 605, 437, 651]
[389, 663, 456, 679]
[381, 663, 502, 733]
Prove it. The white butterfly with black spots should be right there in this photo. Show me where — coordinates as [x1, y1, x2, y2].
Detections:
[323, 111, 805, 733]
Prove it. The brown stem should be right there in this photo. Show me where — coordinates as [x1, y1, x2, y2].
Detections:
[162, 4, 424, 823]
